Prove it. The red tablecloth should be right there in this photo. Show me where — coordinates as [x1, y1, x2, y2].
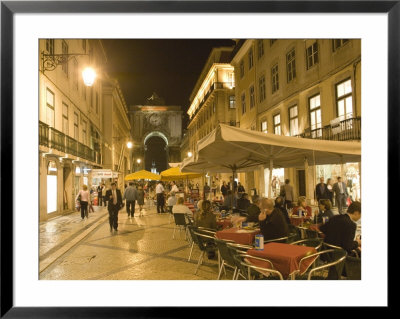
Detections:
[216, 227, 260, 245]
[184, 203, 195, 212]
[216, 218, 232, 229]
[247, 243, 317, 279]
[308, 223, 325, 238]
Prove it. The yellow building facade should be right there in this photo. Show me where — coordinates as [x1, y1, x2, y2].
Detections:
[39, 39, 131, 221]
[231, 39, 361, 203]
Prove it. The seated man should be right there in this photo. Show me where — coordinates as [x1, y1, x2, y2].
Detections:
[319, 201, 361, 256]
[258, 198, 289, 241]
[246, 195, 261, 222]
[172, 197, 193, 218]
[236, 193, 251, 211]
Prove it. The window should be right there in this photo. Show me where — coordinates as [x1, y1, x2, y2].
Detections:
[82, 119, 87, 144]
[241, 93, 246, 115]
[309, 94, 322, 138]
[286, 49, 296, 82]
[46, 39, 54, 55]
[270, 39, 277, 46]
[306, 42, 319, 69]
[273, 114, 281, 135]
[289, 105, 299, 136]
[257, 40, 264, 59]
[82, 39, 86, 52]
[62, 103, 69, 135]
[336, 79, 353, 128]
[240, 60, 245, 78]
[332, 39, 349, 51]
[61, 40, 68, 75]
[248, 48, 254, 70]
[271, 64, 279, 93]
[46, 88, 55, 127]
[229, 72, 235, 87]
[249, 85, 255, 109]
[74, 113, 79, 140]
[73, 60, 79, 90]
[229, 95, 236, 109]
[261, 120, 268, 133]
[96, 92, 99, 114]
[259, 75, 266, 102]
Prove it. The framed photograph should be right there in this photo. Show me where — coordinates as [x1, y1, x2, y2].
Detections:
[1, 0, 395, 316]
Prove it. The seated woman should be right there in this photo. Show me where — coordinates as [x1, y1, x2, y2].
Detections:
[314, 199, 334, 224]
[194, 200, 217, 259]
[172, 197, 193, 217]
[292, 196, 312, 218]
[236, 193, 251, 211]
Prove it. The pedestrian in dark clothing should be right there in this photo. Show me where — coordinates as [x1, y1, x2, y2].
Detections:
[275, 196, 290, 224]
[105, 182, 123, 233]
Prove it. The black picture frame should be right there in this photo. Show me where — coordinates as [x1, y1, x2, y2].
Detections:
[1, 1, 395, 317]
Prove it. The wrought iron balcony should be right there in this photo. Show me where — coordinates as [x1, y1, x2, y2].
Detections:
[39, 121, 100, 164]
[296, 117, 361, 141]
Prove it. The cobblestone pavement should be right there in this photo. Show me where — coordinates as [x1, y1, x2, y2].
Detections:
[39, 203, 226, 280]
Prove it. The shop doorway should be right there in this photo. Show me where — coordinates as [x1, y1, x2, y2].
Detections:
[297, 169, 306, 197]
[63, 166, 71, 210]
[47, 161, 57, 214]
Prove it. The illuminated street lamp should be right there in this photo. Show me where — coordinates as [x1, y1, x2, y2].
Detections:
[187, 151, 193, 158]
[137, 159, 141, 164]
[82, 67, 97, 86]
[126, 141, 133, 149]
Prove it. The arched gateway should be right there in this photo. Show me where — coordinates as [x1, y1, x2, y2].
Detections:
[127, 93, 182, 174]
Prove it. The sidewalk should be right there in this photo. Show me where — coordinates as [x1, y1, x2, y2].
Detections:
[39, 205, 109, 272]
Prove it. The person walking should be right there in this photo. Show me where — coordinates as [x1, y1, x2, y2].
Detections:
[315, 177, 328, 203]
[156, 181, 165, 214]
[76, 184, 90, 220]
[203, 183, 210, 200]
[102, 183, 108, 207]
[123, 182, 138, 218]
[220, 181, 229, 198]
[105, 182, 123, 233]
[97, 184, 103, 206]
[333, 176, 349, 214]
[137, 185, 145, 216]
[283, 179, 294, 210]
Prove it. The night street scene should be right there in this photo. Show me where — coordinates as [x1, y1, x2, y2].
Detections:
[39, 38, 361, 281]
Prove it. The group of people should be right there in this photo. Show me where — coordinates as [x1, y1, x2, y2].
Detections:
[315, 176, 350, 214]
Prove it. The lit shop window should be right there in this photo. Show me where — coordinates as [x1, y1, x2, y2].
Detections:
[47, 161, 58, 214]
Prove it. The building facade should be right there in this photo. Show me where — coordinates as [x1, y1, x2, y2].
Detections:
[231, 39, 361, 202]
[185, 46, 237, 193]
[39, 39, 131, 221]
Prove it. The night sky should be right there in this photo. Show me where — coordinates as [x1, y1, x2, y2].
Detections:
[102, 39, 236, 128]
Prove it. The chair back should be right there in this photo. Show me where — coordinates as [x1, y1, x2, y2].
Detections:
[344, 256, 361, 280]
[264, 236, 289, 244]
[193, 230, 216, 251]
[320, 243, 347, 279]
[173, 213, 187, 227]
[187, 225, 201, 247]
[214, 238, 236, 267]
[305, 228, 319, 239]
[291, 238, 323, 251]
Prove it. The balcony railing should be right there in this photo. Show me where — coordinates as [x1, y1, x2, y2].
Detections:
[193, 81, 234, 119]
[39, 121, 100, 164]
[296, 117, 361, 141]
[218, 120, 240, 127]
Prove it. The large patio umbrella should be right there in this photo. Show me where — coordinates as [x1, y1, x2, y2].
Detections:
[182, 123, 361, 197]
[124, 170, 160, 181]
[160, 167, 203, 181]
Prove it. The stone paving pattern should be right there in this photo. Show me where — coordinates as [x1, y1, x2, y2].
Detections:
[40, 203, 227, 280]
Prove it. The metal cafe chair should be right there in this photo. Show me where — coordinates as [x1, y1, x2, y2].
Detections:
[236, 253, 284, 280]
[192, 230, 217, 275]
[295, 248, 347, 280]
[172, 213, 188, 240]
[343, 255, 361, 280]
[226, 243, 258, 280]
[214, 238, 237, 280]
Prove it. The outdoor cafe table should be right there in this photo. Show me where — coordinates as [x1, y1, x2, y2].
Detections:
[216, 227, 260, 245]
[247, 242, 318, 279]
